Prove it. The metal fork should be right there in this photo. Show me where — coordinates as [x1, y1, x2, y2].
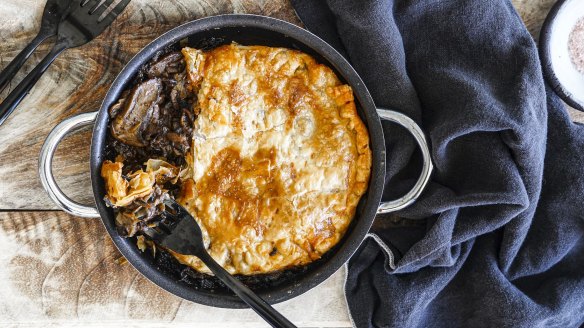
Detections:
[0, 0, 131, 126]
[143, 199, 297, 328]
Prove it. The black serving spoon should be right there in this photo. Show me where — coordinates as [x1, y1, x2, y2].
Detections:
[143, 199, 297, 328]
[0, 0, 131, 126]
[0, 0, 73, 93]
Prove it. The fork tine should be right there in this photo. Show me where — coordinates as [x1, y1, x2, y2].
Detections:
[100, 0, 131, 25]
[158, 222, 173, 235]
[142, 226, 163, 241]
[164, 199, 181, 213]
[91, 0, 114, 16]
[70, 0, 96, 18]
[80, 0, 98, 8]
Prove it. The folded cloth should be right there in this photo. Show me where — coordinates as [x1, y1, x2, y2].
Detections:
[291, 0, 584, 327]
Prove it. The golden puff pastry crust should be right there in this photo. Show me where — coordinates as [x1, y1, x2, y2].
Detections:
[174, 44, 371, 275]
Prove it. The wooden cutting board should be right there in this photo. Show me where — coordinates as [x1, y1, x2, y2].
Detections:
[0, 0, 579, 327]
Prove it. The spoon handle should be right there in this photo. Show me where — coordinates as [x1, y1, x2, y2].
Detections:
[198, 251, 297, 328]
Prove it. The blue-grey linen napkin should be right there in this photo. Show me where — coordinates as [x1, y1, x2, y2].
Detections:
[291, 0, 584, 327]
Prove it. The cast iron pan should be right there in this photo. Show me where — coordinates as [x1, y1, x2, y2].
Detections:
[38, 14, 433, 308]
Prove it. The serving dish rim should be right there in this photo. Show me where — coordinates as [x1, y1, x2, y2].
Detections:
[540, 0, 584, 111]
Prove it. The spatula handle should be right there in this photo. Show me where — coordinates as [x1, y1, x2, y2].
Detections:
[198, 251, 297, 328]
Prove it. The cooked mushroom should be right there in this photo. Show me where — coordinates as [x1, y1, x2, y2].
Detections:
[109, 89, 129, 118]
[147, 52, 184, 79]
[111, 78, 163, 147]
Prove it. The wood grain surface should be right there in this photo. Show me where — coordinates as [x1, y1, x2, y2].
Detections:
[0, 212, 349, 327]
[0, 0, 301, 210]
[0, 0, 581, 327]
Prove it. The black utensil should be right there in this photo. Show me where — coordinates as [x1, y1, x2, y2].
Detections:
[0, 0, 73, 93]
[143, 199, 297, 328]
[0, 0, 130, 126]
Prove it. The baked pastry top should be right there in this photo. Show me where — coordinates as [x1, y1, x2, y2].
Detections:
[173, 44, 371, 275]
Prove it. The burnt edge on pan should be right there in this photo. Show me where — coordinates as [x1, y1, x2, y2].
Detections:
[103, 38, 352, 294]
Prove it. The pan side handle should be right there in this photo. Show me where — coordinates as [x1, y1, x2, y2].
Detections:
[39, 111, 100, 218]
[376, 108, 433, 214]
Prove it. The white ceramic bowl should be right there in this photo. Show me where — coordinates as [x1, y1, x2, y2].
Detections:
[540, 0, 584, 111]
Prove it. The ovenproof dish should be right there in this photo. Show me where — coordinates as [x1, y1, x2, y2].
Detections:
[101, 43, 372, 275]
[39, 14, 432, 308]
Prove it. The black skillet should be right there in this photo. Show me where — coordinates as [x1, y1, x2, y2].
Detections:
[38, 14, 433, 309]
